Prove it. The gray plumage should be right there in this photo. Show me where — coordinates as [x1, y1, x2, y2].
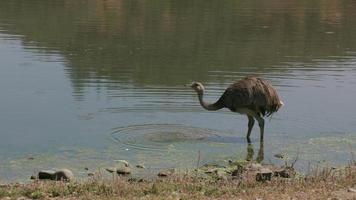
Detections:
[189, 75, 284, 142]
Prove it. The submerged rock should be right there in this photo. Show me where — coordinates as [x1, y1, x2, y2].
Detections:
[106, 160, 132, 175]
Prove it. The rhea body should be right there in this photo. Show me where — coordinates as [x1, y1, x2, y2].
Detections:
[189, 76, 284, 142]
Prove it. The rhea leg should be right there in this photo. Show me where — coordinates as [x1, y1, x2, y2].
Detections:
[254, 115, 265, 142]
[246, 115, 255, 143]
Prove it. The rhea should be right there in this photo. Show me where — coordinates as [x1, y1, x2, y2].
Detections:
[189, 76, 284, 143]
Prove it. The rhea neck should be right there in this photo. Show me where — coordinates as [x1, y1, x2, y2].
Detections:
[196, 89, 223, 111]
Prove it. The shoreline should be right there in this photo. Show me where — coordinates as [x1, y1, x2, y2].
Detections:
[1, 160, 355, 200]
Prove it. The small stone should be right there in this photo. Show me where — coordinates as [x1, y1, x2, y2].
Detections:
[256, 168, 273, 182]
[347, 188, 356, 193]
[84, 167, 89, 171]
[158, 168, 175, 177]
[116, 166, 131, 175]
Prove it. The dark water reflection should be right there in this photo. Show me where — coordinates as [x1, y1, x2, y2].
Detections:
[0, 0, 356, 182]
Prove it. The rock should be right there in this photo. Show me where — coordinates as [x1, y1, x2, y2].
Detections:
[116, 166, 131, 175]
[53, 169, 74, 181]
[37, 169, 74, 181]
[158, 168, 175, 177]
[116, 160, 130, 167]
[347, 188, 356, 193]
[136, 164, 145, 169]
[256, 168, 273, 182]
[38, 170, 56, 180]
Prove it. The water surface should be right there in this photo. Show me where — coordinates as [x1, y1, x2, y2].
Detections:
[0, 0, 356, 182]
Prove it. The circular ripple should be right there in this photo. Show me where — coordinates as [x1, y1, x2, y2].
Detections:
[110, 124, 237, 152]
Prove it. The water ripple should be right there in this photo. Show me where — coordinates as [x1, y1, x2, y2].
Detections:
[110, 124, 244, 152]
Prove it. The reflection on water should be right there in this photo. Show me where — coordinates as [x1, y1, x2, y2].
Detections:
[246, 142, 264, 163]
[0, 0, 356, 182]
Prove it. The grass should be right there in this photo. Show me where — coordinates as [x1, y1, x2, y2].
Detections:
[0, 163, 355, 200]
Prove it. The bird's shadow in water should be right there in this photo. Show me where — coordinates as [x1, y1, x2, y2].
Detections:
[245, 141, 264, 163]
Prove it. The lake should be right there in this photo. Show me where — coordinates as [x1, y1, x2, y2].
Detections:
[0, 0, 355, 182]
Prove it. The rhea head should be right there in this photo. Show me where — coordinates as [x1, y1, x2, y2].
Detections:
[189, 82, 205, 94]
